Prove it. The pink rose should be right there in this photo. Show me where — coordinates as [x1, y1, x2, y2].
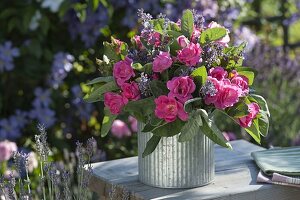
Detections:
[113, 57, 135, 86]
[148, 32, 161, 47]
[207, 21, 230, 46]
[133, 35, 143, 49]
[153, 51, 173, 73]
[190, 28, 201, 43]
[167, 76, 196, 103]
[231, 75, 249, 97]
[121, 82, 141, 101]
[111, 120, 131, 139]
[214, 84, 240, 110]
[128, 116, 138, 132]
[177, 35, 189, 48]
[177, 43, 202, 66]
[204, 76, 223, 105]
[104, 92, 128, 115]
[204, 77, 240, 109]
[209, 67, 228, 81]
[112, 37, 124, 54]
[238, 103, 260, 128]
[0, 140, 17, 162]
[154, 95, 188, 122]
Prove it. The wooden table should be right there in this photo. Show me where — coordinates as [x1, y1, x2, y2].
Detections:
[88, 140, 300, 200]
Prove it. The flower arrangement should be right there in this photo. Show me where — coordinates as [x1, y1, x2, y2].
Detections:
[85, 9, 270, 157]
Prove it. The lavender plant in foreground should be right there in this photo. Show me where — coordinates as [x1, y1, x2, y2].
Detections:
[0, 124, 96, 199]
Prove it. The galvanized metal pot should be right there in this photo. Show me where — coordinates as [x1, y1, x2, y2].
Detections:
[138, 122, 215, 188]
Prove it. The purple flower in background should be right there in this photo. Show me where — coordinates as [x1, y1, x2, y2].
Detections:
[29, 107, 56, 128]
[0, 117, 22, 140]
[10, 110, 28, 129]
[33, 87, 52, 108]
[0, 41, 19, 72]
[64, 6, 108, 47]
[71, 85, 93, 121]
[234, 26, 259, 51]
[48, 52, 74, 89]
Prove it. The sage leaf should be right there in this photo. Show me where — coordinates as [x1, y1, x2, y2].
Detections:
[142, 135, 161, 158]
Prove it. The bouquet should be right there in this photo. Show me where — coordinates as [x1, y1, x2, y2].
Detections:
[85, 9, 270, 157]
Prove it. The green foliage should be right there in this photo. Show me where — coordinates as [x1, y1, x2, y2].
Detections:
[178, 111, 203, 142]
[149, 80, 169, 97]
[86, 76, 114, 85]
[152, 119, 185, 137]
[191, 66, 207, 86]
[245, 119, 261, 144]
[199, 28, 227, 45]
[84, 81, 119, 103]
[101, 108, 118, 137]
[226, 101, 249, 118]
[123, 97, 155, 123]
[183, 97, 203, 113]
[181, 9, 194, 38]
[199, 109, 232, 149]
[142, 135, 161, 158]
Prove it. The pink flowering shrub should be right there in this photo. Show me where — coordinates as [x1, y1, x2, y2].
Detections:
[111, 120, 132, 138]
[0, 140, 17, 162]
[86, 9, 269, 157]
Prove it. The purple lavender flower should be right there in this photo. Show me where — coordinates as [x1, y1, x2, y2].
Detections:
[32, 87, 52, 108]
[0, 41, 19, 72]
[64, 6, 108, 47]
[48, 52, 74, 89]
[71, 85, 93, 121]
[0, 117, 22, 140]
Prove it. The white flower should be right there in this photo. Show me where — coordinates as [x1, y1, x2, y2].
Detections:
[41, 0, 64, 13]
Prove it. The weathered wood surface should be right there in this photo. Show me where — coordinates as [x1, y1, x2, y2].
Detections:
[88, 140, 300, 200]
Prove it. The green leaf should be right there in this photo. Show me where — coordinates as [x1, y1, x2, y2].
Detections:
[152, 119, 185, 137]
[236, 67, 258, 77]
[84, 81, 119, 103]
[142, 115, 164, 132]
[86, 76, 114, 85]
[257, 111, 269, 137]
[142, 135, 161, 158]
[123, 97, 155, 123]
[224, 42, 246, 56]
[191, 66, 207, 86]
[184, 97, 203, 113]
[245, 119, 261, 144]
[199, 110, 232, 149]
[200, 28, 227, 45]
[149, 80, 169, 97]
[250, 94, 270, 117]
[151, 18, 164, 33]
[132, 63, 143, 71]
[103, 41, 120, 61]
[181, 10, 194, 38]
[143, 63, 153, 74]
[101, 108, 118, 137]
[178, 112, 202, 142]
[226, 101, 249, 118]
[237, 71, 255, 85]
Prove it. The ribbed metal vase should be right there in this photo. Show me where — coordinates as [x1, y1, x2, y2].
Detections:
[138, 122, 215, 188]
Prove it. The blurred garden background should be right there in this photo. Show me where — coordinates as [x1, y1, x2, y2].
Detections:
[0, 0, 300, 192]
